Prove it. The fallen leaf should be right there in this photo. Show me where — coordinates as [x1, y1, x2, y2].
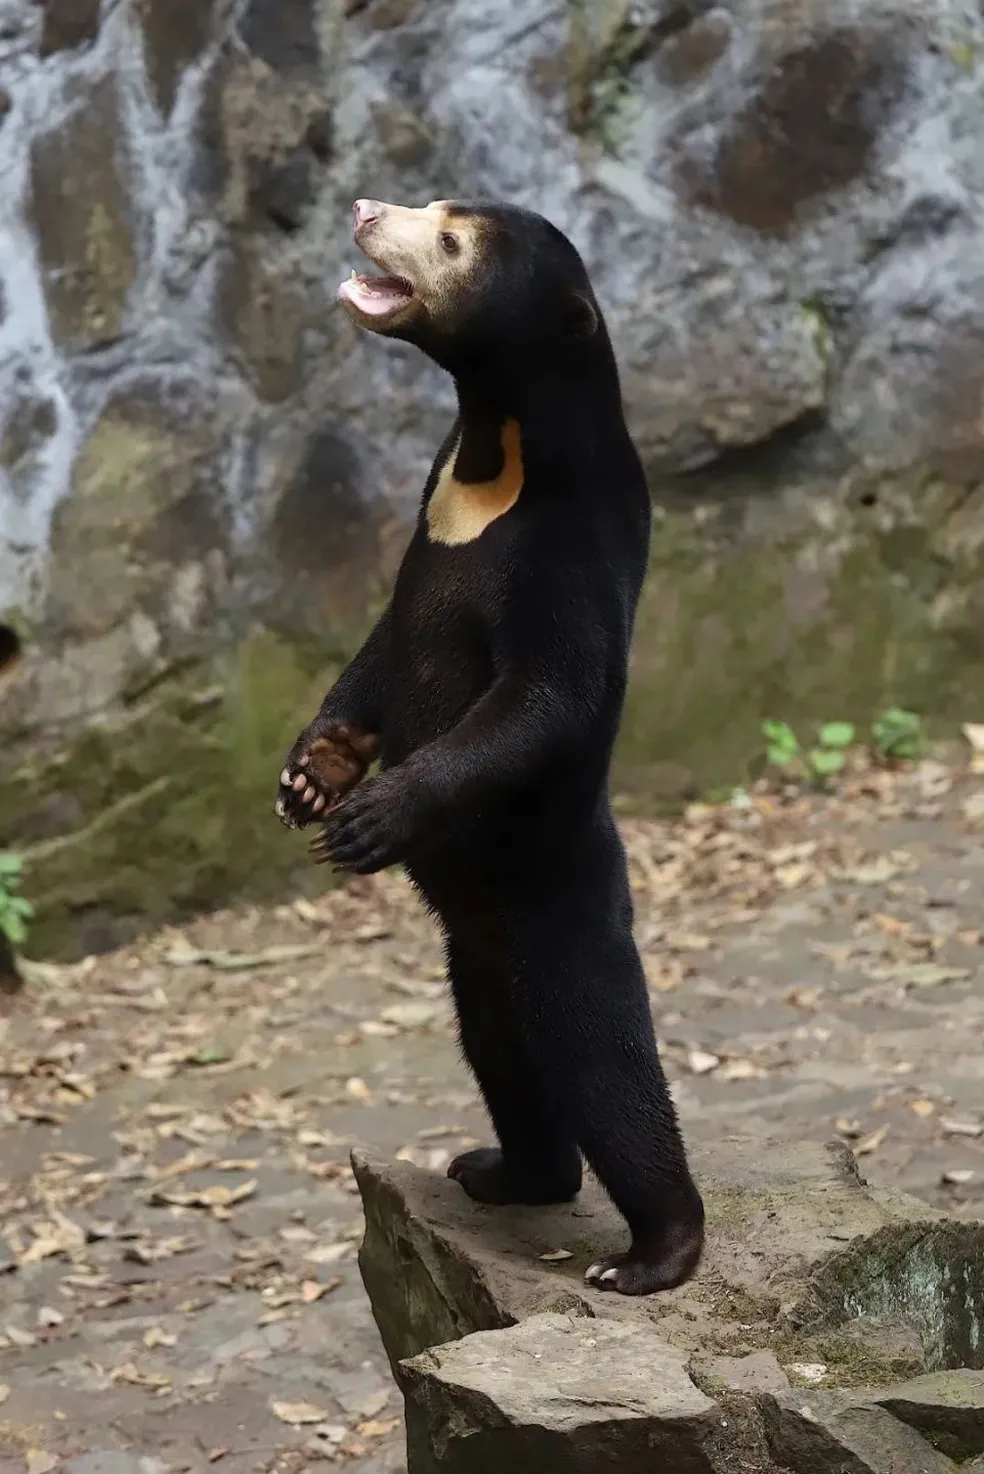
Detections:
[717, 1058, 765, 1082]
[301, 1277, 341, 1303]
[687, 1050, 720, 1076]
[539, 1249, 573, 1263]
[962, 722, 984, 761]
[909, 1099, 936, 1118]
[941, 1118, 984, 1138]
[304, 1243, 351, 1266]
[853, 1124, 889, 1157]
[272, 1400, 329, 1426]
[111, 1362, 171, 1390]
[666, 931, 712, 952]
[165, 943, 322, 971]
[26, 1452, 58, 1474]
[357, 1418, 400, 1439]
[900, 963, 971, 989]
[143, 1327, 177, 1348]
[4, 1326, 36, 1347]
[379, 1001, 443, 1029]
[942, 1168, 975, 1186]
[345, 1077, 372, 1102]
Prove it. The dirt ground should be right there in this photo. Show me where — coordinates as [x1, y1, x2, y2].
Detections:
[3, 756, 984, 1473]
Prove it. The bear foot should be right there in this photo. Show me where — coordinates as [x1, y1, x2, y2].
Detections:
[584, 1210, 705, 1296]
[448, 1147, 582, 1206]
[275, 724, 379, 830]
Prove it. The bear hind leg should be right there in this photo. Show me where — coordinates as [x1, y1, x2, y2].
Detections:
[446, 936, 582, 1207]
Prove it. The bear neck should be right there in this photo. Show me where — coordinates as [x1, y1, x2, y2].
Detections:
[452, 341, 627, 472]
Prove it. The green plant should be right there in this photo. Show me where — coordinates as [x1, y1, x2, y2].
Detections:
[762, 719, 801, 769]
[871, 707, 926, 762]
[0, 852, 33, 947]
[761, 719, 855, 784]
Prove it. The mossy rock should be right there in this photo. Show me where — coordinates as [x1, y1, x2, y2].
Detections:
[2, 631, 346, 958]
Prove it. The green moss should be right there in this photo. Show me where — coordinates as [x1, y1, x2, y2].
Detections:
[772, 1329, 925, 1388]
[615, 481, 984, 808]
[798, 302, 833, 368]
[566, 0, 651, 148]
[808, 1221, 984, 1371]
[4, 629, 350, 959]
[949, 39, 979, 71]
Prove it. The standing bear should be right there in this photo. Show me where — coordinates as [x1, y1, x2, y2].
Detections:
[276, 197, 705, 1294]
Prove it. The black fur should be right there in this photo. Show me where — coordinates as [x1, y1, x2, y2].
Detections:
[277, 202, 705, 1294]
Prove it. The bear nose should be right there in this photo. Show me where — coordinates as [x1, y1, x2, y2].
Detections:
[353, 198, 382, 230]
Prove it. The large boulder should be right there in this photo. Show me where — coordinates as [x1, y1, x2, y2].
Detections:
[353, 1136, 984, 1472]
[6, 0, 984, 945]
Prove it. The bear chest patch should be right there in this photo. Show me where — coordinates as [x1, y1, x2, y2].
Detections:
[426, 417, 524, 546]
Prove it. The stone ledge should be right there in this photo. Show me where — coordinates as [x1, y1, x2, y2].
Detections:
[353, 1136, 984, 1473]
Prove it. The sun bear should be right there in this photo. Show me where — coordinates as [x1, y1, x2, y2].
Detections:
[275, 197, 705, 1294]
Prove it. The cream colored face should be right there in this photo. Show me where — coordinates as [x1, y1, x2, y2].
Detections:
[337, 199, 484, 334]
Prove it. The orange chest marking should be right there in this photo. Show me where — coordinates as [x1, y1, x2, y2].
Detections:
[425, 418, 524, 545]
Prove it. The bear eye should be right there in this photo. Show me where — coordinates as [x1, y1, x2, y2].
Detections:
[439, 231, 460, 255]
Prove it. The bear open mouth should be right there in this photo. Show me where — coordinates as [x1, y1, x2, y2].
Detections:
[337, 269, 414, 319]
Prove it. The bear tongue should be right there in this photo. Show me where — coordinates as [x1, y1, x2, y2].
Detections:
[338, 271, 412, 316]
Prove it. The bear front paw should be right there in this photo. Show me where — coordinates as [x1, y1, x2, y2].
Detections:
[275, 723, 379, 831]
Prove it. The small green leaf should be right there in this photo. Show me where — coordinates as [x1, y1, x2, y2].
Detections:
[0, 853, 23, 877]
[762, 719, 798, 746]
[809, 747, 846, 778]
[872, 707, 926, 759]
[7, 896, 33, 918]
[191, 1046, 231, 1066]
[762, 719, 800, 768]
[818, 721, 855, 749]
[1, 913, 27, 946]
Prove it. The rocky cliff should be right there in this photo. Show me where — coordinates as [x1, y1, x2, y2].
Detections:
[3, 0, 984, 951]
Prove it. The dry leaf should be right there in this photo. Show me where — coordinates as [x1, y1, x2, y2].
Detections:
[165, 943, 321, 971]
[143, 1327, 177, 1348]
[853, 1124, 889, 1157]
[666, 931, 712, 952]
[357, 1418, 400, 1439]
[717, 1058, 765, 1082]
[942, 1168, 975, 1186]
[899, 963, 971, 989]
[687, 1050, 720, 1076]
[539, 1249, 573, 1263]
[301, 1277, 341, 1302]
[941, 1118, 984, 1138]
[272, 1400, 329, 1426]
[909, 1099, 936, 1118]
[5, 1326, 37, 1347]
[379, 1001, 442, 1029]
[26, 1452, 58, 1474]
[304, 1243, 351, 1266]
[345, 1077, 372, 1102]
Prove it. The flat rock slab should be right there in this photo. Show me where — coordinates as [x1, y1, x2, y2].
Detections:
[354, 1136, 984, 1472]
[761, 1391, 959, 1474]
[874, 1370, 984, 1460]
[402, 1313, 720, 1474]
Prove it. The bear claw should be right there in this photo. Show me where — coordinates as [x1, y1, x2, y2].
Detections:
[276, 724, 380, 833]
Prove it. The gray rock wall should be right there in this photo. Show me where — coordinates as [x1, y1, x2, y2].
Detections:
[4, 0, 984, 946]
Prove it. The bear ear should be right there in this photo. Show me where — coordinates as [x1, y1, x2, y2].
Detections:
[565, 291, 599, 342]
